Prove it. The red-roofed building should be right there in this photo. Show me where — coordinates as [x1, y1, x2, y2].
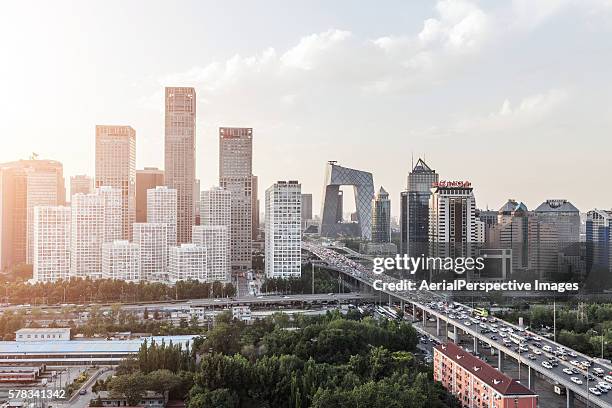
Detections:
[434, 342, 538, 408]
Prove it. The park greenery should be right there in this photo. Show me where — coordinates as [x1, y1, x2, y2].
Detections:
[100, 311, 458, 408]
[261, 265, 350, 295]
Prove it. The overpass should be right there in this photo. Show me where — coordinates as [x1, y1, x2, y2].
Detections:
[303, 241, 612, 408]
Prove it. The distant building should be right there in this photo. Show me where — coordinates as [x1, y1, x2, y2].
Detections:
[15, 328, 71, 342]
[169, 244, 207, 282]
[586, 209, 612, 275]
[70, 175, 93, 197]
[301, 193, 313, 229]
[219, 127, 253, 271]
[33, 206, 71, 282]
[135, 167, 164, 222]
[200, 187, 232, 271]
[371, 186, 391, 243]
[489, 200, 529, 271]
[133, 223, 168, 282]
[194, 178, 201, 226]
[147, 186, 178, 248]
[400, 159, 438, 256]
[165, 87, 196, 244]
[93, 391, 166, 408]
[265, 181, 302, 279]
[0, 159, 66, 269]
[252, 175, 259, 240]
[95, 125, 136, 240]
[192, 225, 230, 282]
[434, 342, 537, 408]
[102, 240, 141, 282]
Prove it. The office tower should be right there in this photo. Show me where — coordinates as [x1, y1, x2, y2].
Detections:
[133, 223, 168, 282]
[70, 187, 122, 279]
[252, 175, 259, 240]
[194, 178, 201, 226]
[165, 87, 196, 244]
[169, 244, 207, 282]
[0, 159, 66, 269]
[586, 209, 612, 275]
[102, 240, 141, 282]
[265, 181, 302, 279]
[477, 209, 498, 243]
[400, 159, 438, 256]
[489, 199, 529, 271]
[320, 162, 374, 239]
[70, 175, 93, 197]
[200, 187, 231, 269]
[219, 127, 253, 271]
[301, 193, 313, 229]
[371, 187, 391, 243]
[95, 125, 136, 240]
[147, 186, 177, 248]
[429, 181, 479, 258]
[135, 168, 164, 222]
[193, 225, 230, 282]
[33, 206, 71, 282]
[529, 199, 581, 277]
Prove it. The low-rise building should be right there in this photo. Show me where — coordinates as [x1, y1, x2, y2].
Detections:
[93, 390, 166, 408]
[15, 328, 71, 342]
[433, 342, 537, 408]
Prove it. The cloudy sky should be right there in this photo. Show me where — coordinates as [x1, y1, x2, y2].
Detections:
[1, 0, 612, 217]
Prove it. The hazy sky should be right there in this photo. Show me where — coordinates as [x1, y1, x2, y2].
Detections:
[1, 0, 612, 217]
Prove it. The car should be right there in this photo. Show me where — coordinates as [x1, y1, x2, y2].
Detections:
[570, 360, 581, 367]
[589, 388, 602, 396]
[598, 382, 612, 390]
[563, 368, 574, 375]
[594, 367, 605, 374]
[572, 368, 581, 375]
[519, 345, 529, 352]
[569, 351, 577, 357]
[581, 360, 592, 368]
[464, 321, 472, 326]
[490, 336, 498, 341]
[528, 354, 537, 360]
[605, 375, 612, 383]
[542, 345, 553, 352]
[533, 349, 542, 355]
[559, 355, 568, 361]
[597, 385, 609, 393]
[79, 390, 87, 395]
[490, 328, 498, 333]
[499, 332, 507, 338]
[571, 377, 583, 385]
[541, 361, 553, 369]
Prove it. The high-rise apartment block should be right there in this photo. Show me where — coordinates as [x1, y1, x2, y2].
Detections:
[133, 222, 168, 282]
[70, 187, 122, 279]
[400, 159, 438, 256]
[489, 199, 529, 271]
[169, 244, 207, 282]
[301, 193, 313, 229]
[70, 175, 93, 197]
[0, 160, 66, 269]
[219, 127, 253, 271]
[165, 87, 196, 244]
[147, 186, 177, 248]
[265, 181, 301, 279]
[252, 175, 259, 240]
[135, 167, 164, 222]
[95, 125, 136, 240]
[371, 187, 391, 243]
[102, 240, 141, 282]
[192, 225, 230, 282]
[33, 206, 71, 282]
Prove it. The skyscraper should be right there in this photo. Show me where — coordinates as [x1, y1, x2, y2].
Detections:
[33, 206, 71, 282]
[95, 125, 136, 240]
[133, 222, 168, 282]
[70, 175, 93, 197]
[586, 209, 612, 275]
[0, 159, 65, 269]
[219, 127, 253, 271]
[400, 159, 438, 256]
[147, 186, 177, 248]
[165, 87, 196, 244]
[371, 187, 391, 243]
[301, 193, 313, 227]
[169, 244, 207, 282]
[489, 199, 529, 271]
[192, 225, 230, 282]
[70, 187, 122, 279]
[102, 240, 141, 282]
[252, 175, 259, 240]
[265, 181, 302, 279]
[200, 187, 232, 271]
[135, 168, 164, 222]
[429, 181, 479, 259]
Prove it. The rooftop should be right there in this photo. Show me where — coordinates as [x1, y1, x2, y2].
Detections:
[15, 328, 70, 334]
[435, 342, 536, 396]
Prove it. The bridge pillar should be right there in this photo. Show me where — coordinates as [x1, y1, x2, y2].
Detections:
[497, 350, 504, 371]
[412, 304, 416, 321]
[527, 366, 534, 390]
[388, 293, 391, 307]
[453, 324, 457, 342]
[473, 337, 478, 354]
[436, 317, 441, 336]
[422, 311, 427, 327]
[566, 389, 574, 408]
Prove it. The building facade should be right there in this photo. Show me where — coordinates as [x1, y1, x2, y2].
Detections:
[102, 240, 141, 282]
[95, 125, 136, 240]
[400, 159, 438, 256]
[489, 200, 529, 271]
[33, 206, 71, 282]
[586, 209, 612, 276]
[301, 193, 313, 230]
[219, 127, 253, 271]
[165, 87, 196, 244]
[147, 186, 177, 248]
[70, 175, 93, 198]
[371, 186, 391, 243]
[135, 167, 164, 223]
[434, 342, 537, 408]
[265, 181, 302, 279]
[192, 225, 230, 282]
[169, 244, 207, 282]
[133, 222, 168, 282]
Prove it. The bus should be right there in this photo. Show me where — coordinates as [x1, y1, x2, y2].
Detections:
[473, 307, 489, 317]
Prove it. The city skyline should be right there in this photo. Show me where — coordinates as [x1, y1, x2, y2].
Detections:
[2, 1, 612, 217]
